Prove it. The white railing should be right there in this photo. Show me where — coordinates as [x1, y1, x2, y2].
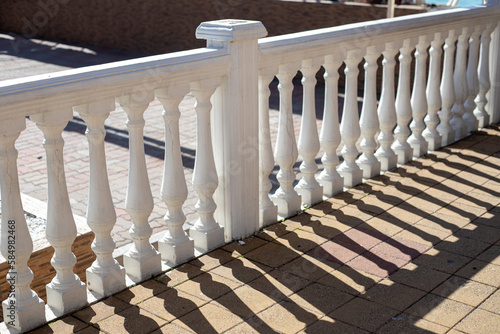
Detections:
[0, 2, 499, 332]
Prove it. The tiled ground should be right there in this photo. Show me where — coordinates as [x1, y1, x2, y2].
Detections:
[27, 125, 500, 333]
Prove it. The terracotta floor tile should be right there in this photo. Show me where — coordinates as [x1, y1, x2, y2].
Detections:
[347, 251, 408, 277]
[309, 239, 365, 265]
[208, 257, 271, 284]
[288, 282, 354, 315]
[404, 194, 445, 214]
[394, 225, 451, 247]
[359, 217, 405, 237]
[279, 254, 339, 281]
[222, 236, 268, 256]
[454, 223, 500, 244]
[73, 296, 132, 324]
[454, 309, 500, 334]
[424, 183, 461, 204]
[115, 279, 169, 305]
[317, 265, 382, 295]
[188, 249, 235, 271]
[327, 205, 375, 228]
[352, 194, 395, 215]
[389, 263, 450, 292]
[371, 236, 430, 261]
[175, 303, 245, 333]
[298, 316, 369, 334]
[244, 241, 301, 268]
[376, 313, 449, 334]
[406, 294, 473, 328]
[439, 201, 488, 221]
[296, 215, 351, 239]
[431, 275, 496, 307]
[362, 278, 426, 311]
[414, 217, 462, 234]
[435, 235, 490, 258]
[307, 200, 343, 217]
[175, 272, 242, 302]
[30, 316, 88, 334]
[412, 248, 472, 274]
[385, 203, 428, 225]
[155, 263, 203, 288]
[479, 289, 500, 314]
[455, 259, 500, 287]
[339, 227, 389, 249]
[248, 270, 311, 301]
[138, 289, 206, 322]
[330, 297, 399, 332]
[97, 306, 167, 334]
[253, 300, 319, 333]
[273, 229, 328, 254]
[212, 285, 276, 319]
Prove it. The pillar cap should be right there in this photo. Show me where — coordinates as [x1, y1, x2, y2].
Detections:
[196, 19, 267, 42]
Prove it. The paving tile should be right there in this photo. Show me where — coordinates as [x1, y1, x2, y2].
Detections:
[288, 282, 354, 315]
[96, 306, 167, 334]
[437, 201, 488, 222]
[406, 293, 473, 328]
[248, 270, 311, 301]
[454, 223, 500, 244]
[405, 194, 445, 214]
[432, 275, 496, 307]
[244, 241, 301, 268]
[309, 239, 365, 265]
[329, 297, 399, 332]
[73, 296, 132, 324]
[339, 227, 389, 249]
[361, 278, 426, 311]
[454, 308, 500, 333]
[414, 216, 463, 234]
[352, 194, 396, 215]
[175, 272, 242, 302]
[114, 279, 169, 305]
[279, 254, 339, 281]
[371, 236, 430, 262]
[174, 303, 244, 333]
[317, 265, 382, 295]
[224, 319, 279, 334]
[295, 215, 352, 239]
[75, 326, 102, 334]
[155, 263, 204, 288]
[307, 200, 344, 217]
[412, 248, 472, 274]
[222, 236, 268, 256]
[30, 316, 89, 334]
[435, 235, 491, 258]
[347, 251, 408, 277]
[474, 208, 500, 228]
[330, 205, 376, 227]
[376, 313, 449, 334]
[151, 323, 195, 334]
[479, 289, 500, 314]
[359, 216, 405, 237]
[188, 249, 235, 271]
[298, 316, 369, 334]
[253, 300, 319, 333]
[385, 203, 429, 225]
[273, 228, 328, 254]
[212, 285, 276, 319]
[208, 257, 271, 284]
[455, 259, 500, 287]
[255, 223, 292, 241]
[389, 263, 450, 292]
[394, 224, 451, 247]
[138, 288, 206, 322]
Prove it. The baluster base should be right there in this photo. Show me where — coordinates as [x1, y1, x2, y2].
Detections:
[392, 145, 413, 165]
[2, 297, 45, 332]
[46, 280, 87, 316]
[123, 251, 162, 281]
[451, 119, 468, 142]
[463, 113, 479, 134]
[423, 133, 442, 151]
[189, 225, 225, 253]
[375, 153, 398, 172]
[409, 140, 428, 158]
[318, 173, 344, 197]
[338, 164, 363, 188]
[295, 183, 323, 208]
[158, 239, 195, 266]
[86, 266, 126, 296]
[272, 192, 302, 219]
[357, 159, 381, 180]
[477, 114, 490, 129]
[260, 205, 278, 228]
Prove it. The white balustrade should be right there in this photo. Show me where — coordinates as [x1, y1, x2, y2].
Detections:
[463, 26, 482, 133]
[75, 100, 127, 296]
[357, 46, 381, 178]
[295, 58, 323, 207]
[450, 27, 472, 142]
[338, 50, 363, 187]
[393, 39, 415, 164]
[31, 110, 87, 315]
[117, 94, 162, 281]
[408, 35, 430, 158]
[189, 79, 225, 253]
[0, 116, 45, 332]
[475, 23, 495, 128]
[375, 42, 399, 172]
[258, 70, 279, 226]
[156, 85, 195, 265]
[423, 32, 445, 151]
[438, 29, 458, 146]
[272, 63, 302, 217]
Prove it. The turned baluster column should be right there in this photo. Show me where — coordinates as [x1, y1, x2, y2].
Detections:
[375, 42, 399, 172]
[75, 99, 126, 296]
[463, 26, 482, 133]
[318, 54, 344, 196]
[474, 23, 495, 128]
[392, 39, 414, 164]
[357, 46, 381, 178]
[189, 79, 225, 253]
[258, 69, 278, 227]
[0, 116, 45, 332]
[450, 27, 471, 142]
[296, 59, 323, 207]
[31, 110, 87, 315]
[338, 49, 363, 187]
[409, 35, 430, 158]
[117, 94, 161, 281]
[423, 32, 444, 151]
[156, 85, 195, 265]
[437, 29, 457, 146]
[272, 63, 301, 217]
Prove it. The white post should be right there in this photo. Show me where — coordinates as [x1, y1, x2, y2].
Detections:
[318, 54, 344, 196]
[197, 20, 267, 240]
[117, 94, 162, 281]
[487, 22, 500, 124]
[0, 116, 45, 332]
[75, 99, 126, 297]
[475, 23, 495, 127]
[357, 46, 381, 179]
[31, 110, 87, 315]
[296, 58, 323, 207]
[464, 25, 482, 133]
[156, 85, 195, 265]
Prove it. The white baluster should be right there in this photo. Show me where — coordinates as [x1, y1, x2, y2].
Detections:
[272, 63, 301, 218]
[75, 99, 126, 296]
[423, 32, 444, 151]
[31, 110, 87, 315]
[338, 49, 363, 187]
[357, 46, 381, 179]
[258, 69, 278, 227]
[296, 59, 323, 207]
[318, 55, 344, 196]
[409, 35, 430, 158]
[474, 23, 495, 128]
[392, 39, 414, 164]
[189, 79, 225, 253]
[375, 42, 399, 172]
[463, 26, 482, 133]
[117, 94, 161, 281]
[0, 116, 45, 332]
[437, 30, 458, 146]
[156, 85, 195, 265]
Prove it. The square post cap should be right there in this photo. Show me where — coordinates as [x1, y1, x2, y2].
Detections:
[196, 19, 268, 42]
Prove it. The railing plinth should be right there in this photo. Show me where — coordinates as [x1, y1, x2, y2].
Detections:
[46, 282, 87, 316]
[189, 227, 225, 254]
